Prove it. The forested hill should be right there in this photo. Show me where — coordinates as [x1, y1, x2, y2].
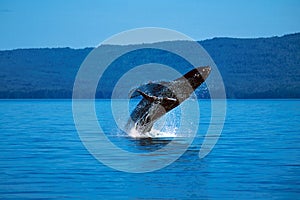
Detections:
[0, 33, 299, 98]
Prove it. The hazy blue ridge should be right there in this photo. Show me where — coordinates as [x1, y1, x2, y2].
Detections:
[0, 33, 299, 99]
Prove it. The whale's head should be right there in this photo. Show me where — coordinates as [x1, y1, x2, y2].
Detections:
[181, 66, 211, 90]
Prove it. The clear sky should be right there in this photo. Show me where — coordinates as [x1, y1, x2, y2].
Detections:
[0, 0, 299, 49]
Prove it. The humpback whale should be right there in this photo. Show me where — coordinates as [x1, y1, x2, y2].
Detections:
[127, 66, 211, 135]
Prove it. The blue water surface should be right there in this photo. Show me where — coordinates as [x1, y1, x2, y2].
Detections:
[0, 99, 299, 199]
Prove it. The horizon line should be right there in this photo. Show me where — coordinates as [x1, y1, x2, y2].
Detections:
[1, 32, 299, 51]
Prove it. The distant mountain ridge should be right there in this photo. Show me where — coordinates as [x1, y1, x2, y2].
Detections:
[0, 33, 299, 98]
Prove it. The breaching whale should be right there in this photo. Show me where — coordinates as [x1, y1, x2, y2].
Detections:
[127, 66, 211, 135]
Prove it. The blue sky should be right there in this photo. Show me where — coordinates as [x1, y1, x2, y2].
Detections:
[0, 0, 299, 49]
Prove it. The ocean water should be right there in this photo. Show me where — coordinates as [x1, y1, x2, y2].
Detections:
[0, 99, 299, 199]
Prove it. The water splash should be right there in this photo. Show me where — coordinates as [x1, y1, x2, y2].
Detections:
[128, 126, 177, 139]
[126, 107, 183, 139]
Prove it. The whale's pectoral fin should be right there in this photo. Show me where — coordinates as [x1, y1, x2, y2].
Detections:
[136, 90, 157, 103]
[163, 97, 178, 103]
[129, 88, 142, 98]
[129, 82, 167, 99]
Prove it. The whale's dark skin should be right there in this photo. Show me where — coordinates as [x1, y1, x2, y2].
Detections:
[127, 66, 211, 134]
